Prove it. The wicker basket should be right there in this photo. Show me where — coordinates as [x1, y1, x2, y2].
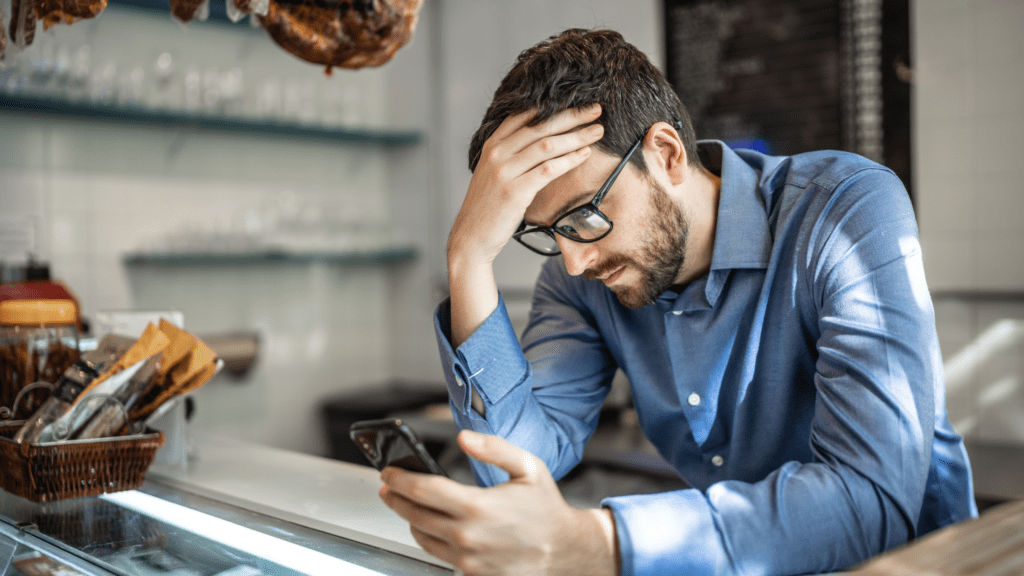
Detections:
[0, 420, 164, 502]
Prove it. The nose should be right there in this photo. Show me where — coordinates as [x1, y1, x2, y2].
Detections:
[557, 236, 598, 276]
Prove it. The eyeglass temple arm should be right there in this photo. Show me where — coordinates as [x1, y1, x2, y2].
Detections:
[592, 131, 646, 206]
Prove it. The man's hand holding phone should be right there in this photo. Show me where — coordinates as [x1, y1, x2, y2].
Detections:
[378, 429, 619, 576]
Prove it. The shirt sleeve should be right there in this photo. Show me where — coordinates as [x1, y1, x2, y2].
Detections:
[433, 264, 617, 485]
[603, 167, 944, 576]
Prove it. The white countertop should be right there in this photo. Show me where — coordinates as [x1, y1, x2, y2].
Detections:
[149, 434, 853, 576]
[149, 434, 451, 571]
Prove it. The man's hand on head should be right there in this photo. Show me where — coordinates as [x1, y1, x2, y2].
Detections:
[447, 104, 604, 268]
[446, 104, 604, 348]
[378, 429, 620, 576]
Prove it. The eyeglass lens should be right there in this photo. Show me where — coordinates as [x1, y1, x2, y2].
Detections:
[556, 207, 610, 240]
[517, 230, 559, 254]
[518, 207, 611, 254]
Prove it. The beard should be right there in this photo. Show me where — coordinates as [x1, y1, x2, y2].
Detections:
[584, 178, 689, 309]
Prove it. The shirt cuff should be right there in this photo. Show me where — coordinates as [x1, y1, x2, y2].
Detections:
[433, 293, 530, 416]
[603, 489, 732, 576]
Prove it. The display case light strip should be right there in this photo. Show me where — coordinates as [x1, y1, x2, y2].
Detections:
[101, 491, 389, 576]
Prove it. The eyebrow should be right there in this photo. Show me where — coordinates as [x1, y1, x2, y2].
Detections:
[525, 190, 597, 228]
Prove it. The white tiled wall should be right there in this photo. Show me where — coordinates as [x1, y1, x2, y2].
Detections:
[935, 297, 1024, 445]
[915, 0, 1024, 446]
[915, 0, 1024, 293]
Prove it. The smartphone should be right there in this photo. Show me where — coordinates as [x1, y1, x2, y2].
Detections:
[349, 418, 448, 476]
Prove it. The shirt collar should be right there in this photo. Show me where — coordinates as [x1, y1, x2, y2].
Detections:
[701, 140, 772, 273]
[663, 141, 772, 310]
[654, 141, 776, 311]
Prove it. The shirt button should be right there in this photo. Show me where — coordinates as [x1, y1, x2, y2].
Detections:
[711, 455, 724, 467]
[687, 393, 701, 406]
[455, 376, 465, 387]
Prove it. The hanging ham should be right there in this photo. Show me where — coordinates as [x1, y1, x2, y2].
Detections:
[258, 0, 424, 74]
[34, 0, 108, 29]
[8, 0, 37, 48]
[168, 0, 208, 23]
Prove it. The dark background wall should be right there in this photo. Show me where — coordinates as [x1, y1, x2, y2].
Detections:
[663, 0, 911, 198]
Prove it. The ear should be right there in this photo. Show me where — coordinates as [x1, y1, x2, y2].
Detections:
[643, 122, 687, 185]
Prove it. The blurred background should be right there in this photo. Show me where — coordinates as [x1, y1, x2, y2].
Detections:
[1, 0, 1022, 508]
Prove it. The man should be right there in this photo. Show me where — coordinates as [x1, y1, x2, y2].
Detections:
[379, 28, 976, 576]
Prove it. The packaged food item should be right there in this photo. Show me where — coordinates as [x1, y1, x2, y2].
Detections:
[14, 553, 87, 576]
[37, 356, 149, 443]
[72, 353, 162, 440]
[130, 319, 216, 422]
[0, 286, 81, 419]
[13, 319, 219, 445]
[11, 334, 132, 444]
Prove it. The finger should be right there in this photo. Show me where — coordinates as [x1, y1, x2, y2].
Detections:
[380, 485, 459, 542]
[508, 145, 594, 200]
[457, 430, 547, 483]
[381, 466, 475, 517]
[409, 526, 461, 567]
[502, 123, 603, 179]
[489, 108, 538, 142]
[503, 103, 602, 155]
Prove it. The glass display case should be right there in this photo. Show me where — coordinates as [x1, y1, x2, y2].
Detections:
[0, 479, 452, 576]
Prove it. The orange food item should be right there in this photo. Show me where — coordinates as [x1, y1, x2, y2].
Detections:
[169, 0, 206, 22]
[258, 0, 424, 73]
[34, 0, 108, 29]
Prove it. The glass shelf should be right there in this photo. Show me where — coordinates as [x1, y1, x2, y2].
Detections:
[0, 94, 423, 146]
[122, 247, 419, 266]
[0, 480, 452, 576]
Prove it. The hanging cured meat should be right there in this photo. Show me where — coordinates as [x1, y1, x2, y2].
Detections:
[168, 0, 207, 22]
[222, 0, 269, 23]
[258, 0, 424, 74]
[0, 0, 420, 72]
[34, 0, 108, 29]
[8, 0, 37, 48]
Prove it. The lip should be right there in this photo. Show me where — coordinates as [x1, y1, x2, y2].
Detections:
[601, 267, 625, 285]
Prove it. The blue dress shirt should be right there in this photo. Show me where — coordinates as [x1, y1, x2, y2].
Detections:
[433, 141, 976, 576]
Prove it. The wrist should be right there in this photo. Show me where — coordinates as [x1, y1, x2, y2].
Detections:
[574, 507, 620, 576]
[447, 251, 491, 284]
[446, 236, 496, 276]
[446, 255, 499, 349]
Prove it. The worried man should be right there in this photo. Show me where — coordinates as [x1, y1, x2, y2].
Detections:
[379, 28, 976, 576]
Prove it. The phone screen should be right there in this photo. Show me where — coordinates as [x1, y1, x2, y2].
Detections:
[350, 419, 447, 476]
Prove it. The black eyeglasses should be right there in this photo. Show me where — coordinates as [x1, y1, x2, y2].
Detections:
[512, 127, 650, 256]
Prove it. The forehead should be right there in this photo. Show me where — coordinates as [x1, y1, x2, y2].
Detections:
[523, 148, 625, 225]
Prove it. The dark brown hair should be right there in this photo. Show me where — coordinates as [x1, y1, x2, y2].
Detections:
[468, 28, 700, 174]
